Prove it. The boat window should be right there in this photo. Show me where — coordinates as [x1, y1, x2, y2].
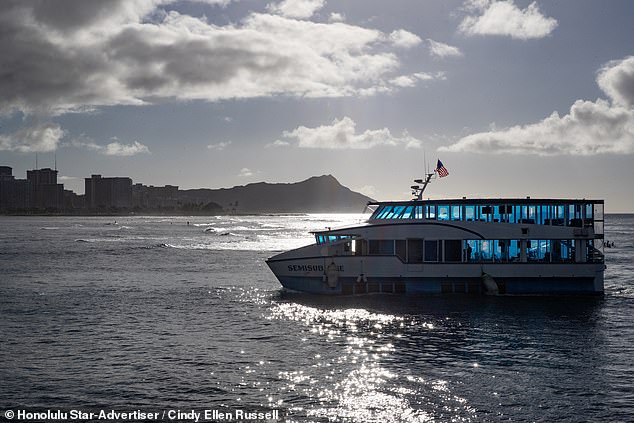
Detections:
[465, 239, 493, 261]
[465, 205, 476, 221]
[500, 204, 517, 223]
[407, 239, 423, 263]
[425, 205, 436, 219]
[390, 205, 406, 219]
[401, 205, 414, 219]
[369, 240, 395, 255]
[551, 240, 575, 262]
[369, 201, 603, 227]
[437, 205, 449, 221]
[424, 240, 439, 262]
[376, 205, 393, 219]
[493, 240, 506, 261]
[552, 205, 565, 226]
[315, 234, 352, 245]
[370, 205, 384, 219]
[444, 240, 462, 262]
[587, 239, 604, 262]
[508, 240, 520, 261]
[451, 205, 462, 221]
[480, 205, 492, 222]
[384, 207, 398, 219]
[527, 240, 550, 262]
[414, 205, 424, 219]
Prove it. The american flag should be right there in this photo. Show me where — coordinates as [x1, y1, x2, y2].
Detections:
[435, 159, 449, 177]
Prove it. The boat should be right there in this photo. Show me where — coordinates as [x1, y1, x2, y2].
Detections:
[266, 170, 605, 295]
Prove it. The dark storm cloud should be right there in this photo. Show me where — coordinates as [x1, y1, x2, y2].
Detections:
[0, 0, 425, 116]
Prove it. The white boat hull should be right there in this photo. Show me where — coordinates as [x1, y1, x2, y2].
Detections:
[267, 255, 604, 295]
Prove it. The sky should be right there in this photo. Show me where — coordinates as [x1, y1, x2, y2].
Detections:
[1, 0, 633, 211]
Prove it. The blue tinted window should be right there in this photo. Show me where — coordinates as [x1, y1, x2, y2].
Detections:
[480, 205, 492, 222]
[438, 205, 449, 221]
[465, 205, 476, 221]
[402, 205, 414, 219]
[552, 239, 574, 262]
[390, 206, 405, 219]
[425, 205, 436, 219]
[527, 240, 550, 262]
[377, 206, 393, 219]
[451, 205, 462, 221]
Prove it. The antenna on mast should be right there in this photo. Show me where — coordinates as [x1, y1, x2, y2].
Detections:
[35, 153, 38, 169]
[424, 150, 427, 175]
[54, 152, 57, 171]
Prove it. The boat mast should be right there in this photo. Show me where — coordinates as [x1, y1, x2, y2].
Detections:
[411, 172, 434, 201]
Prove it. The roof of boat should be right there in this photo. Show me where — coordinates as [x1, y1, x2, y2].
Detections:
[368, 198, 603, 205]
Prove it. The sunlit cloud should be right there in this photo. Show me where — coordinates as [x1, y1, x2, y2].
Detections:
[207, 141, 232, 150]
[67, 136, 150, 156]
[0, 122, 65, 153]
[104, 141, 150, 156]
[266, 0, 325, 19]
[459, 0, 558, 40]
[440, 56, 634, 155]
[278, 116, 422, 149]
[388, 29, 422, 48]
[427, 39, 463, 58]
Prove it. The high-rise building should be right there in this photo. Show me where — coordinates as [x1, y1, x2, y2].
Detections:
[85, 174, 132, 209]
[27, 168, 63, 210]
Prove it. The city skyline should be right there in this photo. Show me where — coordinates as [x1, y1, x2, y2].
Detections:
[1, 1, 633, 211]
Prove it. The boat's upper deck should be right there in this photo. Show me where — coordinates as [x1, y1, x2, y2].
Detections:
[368, 198, 603, 230]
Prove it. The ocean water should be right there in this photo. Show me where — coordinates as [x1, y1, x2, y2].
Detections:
[0, 214, 633, 422]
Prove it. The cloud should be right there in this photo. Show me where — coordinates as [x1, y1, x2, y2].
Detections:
[278, 116, 422, 149]
[427, 39, 463, 58]
[207, 141, 232, 150]
[266, 139, 291, 148]
[597, 56, 634, 108]
[0, 1, 425, 116]
[328, 12, 345, 23]
[388, 29, 422, 48]
[67, 136, 150, 156]
[389, 72, 445, 87]
[0, 122, 65, 153]
[459, 0, 557, 40]
[105, 141, 150, 156]
[266, 0, 325, 19]
[440, 56, 634, 156]
[238, 167, 255, 177]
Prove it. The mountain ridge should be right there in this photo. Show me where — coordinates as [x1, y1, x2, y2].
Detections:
[179, 174, 373, 213]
